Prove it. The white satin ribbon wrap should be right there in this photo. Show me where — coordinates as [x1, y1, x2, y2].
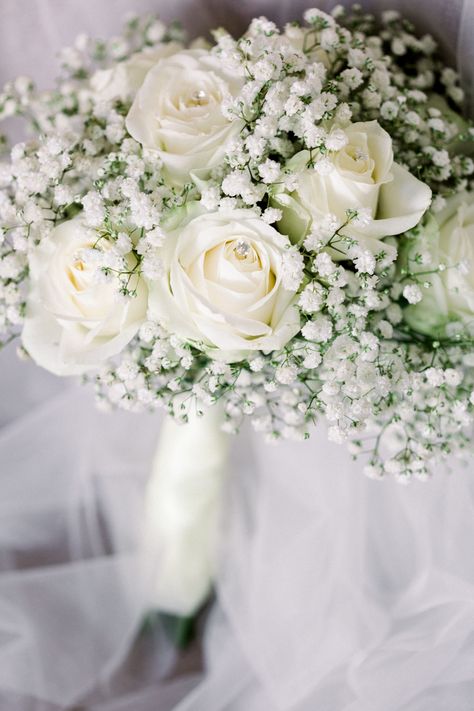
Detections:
[143, 409, 229, 616]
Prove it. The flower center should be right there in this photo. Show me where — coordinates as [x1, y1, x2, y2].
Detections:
[67, 259, 87, 290]
[234, 240, 251, 259]
[336, 140, 375, 181]
[188, 89, 209, 107]
[348, 146, 368, 162]
[355, 148, 368, 161]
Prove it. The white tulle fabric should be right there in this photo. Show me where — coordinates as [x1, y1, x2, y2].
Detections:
[0, 1, 473, 709]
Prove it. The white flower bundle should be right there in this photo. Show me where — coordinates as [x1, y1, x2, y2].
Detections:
[0, 7, 473, 481]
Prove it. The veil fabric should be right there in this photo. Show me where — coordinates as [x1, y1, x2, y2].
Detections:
[0, 1, 473, 709]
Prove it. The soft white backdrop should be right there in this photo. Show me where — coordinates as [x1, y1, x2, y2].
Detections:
[0, 2, 473, 710]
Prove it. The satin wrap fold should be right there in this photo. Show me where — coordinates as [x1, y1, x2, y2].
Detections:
[0, 0, 473, 709]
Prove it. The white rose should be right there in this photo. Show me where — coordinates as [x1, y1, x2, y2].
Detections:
[90, 42, 183, 102]
[281, 26, 331, 67]
[22, 218, 147, 375]
[276, 120, 432, 257]
[147, 208, 301, 361]
[125, 49, 244, 184]
[402, 192, 474, 338]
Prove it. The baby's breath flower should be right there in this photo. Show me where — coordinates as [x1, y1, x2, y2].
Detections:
[403, 284, 423, 304]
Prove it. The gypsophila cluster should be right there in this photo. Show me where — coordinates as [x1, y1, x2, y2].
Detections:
[1, 7, 473, 482]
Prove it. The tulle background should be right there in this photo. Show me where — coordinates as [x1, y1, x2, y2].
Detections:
[0, 1, 473, 709]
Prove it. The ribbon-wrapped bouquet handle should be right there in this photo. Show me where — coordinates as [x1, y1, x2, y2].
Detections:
[143, 408, 229, 616]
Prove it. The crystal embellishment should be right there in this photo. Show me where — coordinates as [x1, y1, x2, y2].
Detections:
[191, 89, 208, 106]
[234, 241, 251, 259]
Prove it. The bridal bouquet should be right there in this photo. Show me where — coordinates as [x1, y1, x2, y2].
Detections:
[1, 6, 473, 482]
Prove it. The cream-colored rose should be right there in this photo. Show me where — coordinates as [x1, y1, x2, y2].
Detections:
[22, 218, 147, 375]
[147, 208, 301, 360]
[402, 192, 474, 338]
[276, 120, 432, 257]
[281, 26, 331, 67]
[125, 49, 244, 184]
[90, 42, 183, 102]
